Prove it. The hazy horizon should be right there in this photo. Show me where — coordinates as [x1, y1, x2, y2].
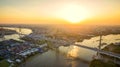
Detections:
[0, 0, 120, 25]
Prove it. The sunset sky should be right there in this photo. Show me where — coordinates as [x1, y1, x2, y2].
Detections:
[0, 0, 120, 25]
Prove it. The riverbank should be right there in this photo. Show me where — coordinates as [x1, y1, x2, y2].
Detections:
[0, 39, 48, 67]
[0, 28, 17, 36]
[19, 49, 89, 67]
[90, 59, 118, 67]
[90, 43, 120, 67]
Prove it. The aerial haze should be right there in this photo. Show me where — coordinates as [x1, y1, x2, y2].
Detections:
[0, 0, 120, 25]
[0, 0, 120, 67]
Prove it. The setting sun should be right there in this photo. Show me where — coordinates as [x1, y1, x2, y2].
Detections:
[56, 4, 90, 23]
[0, 0, 120, 25]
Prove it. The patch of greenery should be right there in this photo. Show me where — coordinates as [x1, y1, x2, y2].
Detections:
[103, 43, 120, 54]
[90, 59, 117, 67]
[101, 43, 120, 60]
[0, 56, 4, 61]
[0, 60, 10, 67]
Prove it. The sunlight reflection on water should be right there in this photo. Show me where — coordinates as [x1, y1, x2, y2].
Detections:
[59, 34, 120, 61]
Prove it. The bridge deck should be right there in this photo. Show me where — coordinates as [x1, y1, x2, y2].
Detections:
[75, 44, 120, 59]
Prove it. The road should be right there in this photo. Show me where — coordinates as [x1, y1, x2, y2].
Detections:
[74, 44, 120, 59]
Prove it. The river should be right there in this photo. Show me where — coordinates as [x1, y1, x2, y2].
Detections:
[59, 34, 120, 61]
[0, 27, 32, 41]
[20, 50, 88, 67]
[1, 27, 120, 67]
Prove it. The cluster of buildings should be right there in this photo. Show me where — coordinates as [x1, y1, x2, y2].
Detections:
[0, 39, 42, 66]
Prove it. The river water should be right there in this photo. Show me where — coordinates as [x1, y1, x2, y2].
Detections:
[21, 50, 88, 67]
[0, 27, 32, 41]
[59, 34, 120, 61]
[1, 27, 120, 67]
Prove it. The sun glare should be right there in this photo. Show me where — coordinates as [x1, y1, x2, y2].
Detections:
[57, 4, 90, 24]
